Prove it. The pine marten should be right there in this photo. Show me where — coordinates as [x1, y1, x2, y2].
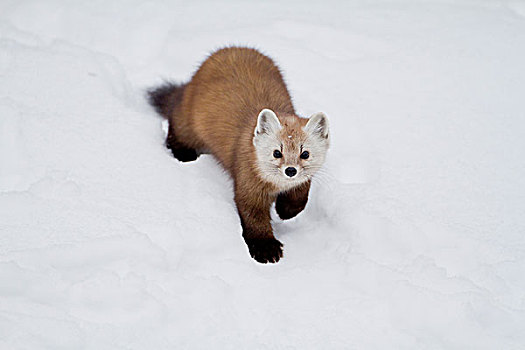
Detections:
[148, 47, 329, 263]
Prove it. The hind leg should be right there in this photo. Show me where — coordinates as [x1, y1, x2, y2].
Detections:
[166, 125, 199, 162]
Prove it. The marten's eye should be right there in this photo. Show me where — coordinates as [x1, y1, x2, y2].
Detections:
[273, 150, 283, 158]
[300, 151, 310, 159]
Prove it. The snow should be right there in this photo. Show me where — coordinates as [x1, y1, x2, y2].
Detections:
[1, 0, 525, 348]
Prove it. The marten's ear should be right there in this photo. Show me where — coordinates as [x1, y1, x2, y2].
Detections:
[255, 109, 282, 137]
[304, 112, 329, 139]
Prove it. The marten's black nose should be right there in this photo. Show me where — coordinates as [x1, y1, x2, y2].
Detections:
[285, 167, 297, 177]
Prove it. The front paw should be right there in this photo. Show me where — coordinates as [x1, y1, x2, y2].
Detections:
[244, 237, 283, 263]
[275, 195, 306, 220]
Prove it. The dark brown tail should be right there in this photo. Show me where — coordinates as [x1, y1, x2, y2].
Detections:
[147, 81, 186, 119]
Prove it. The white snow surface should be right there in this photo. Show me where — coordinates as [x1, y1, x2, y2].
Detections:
[1, 0, 525, 348]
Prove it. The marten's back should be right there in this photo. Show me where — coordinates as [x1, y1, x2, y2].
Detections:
[180, 47, 295, 170]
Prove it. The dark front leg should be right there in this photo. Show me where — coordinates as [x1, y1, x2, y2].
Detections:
[242, 225, 283, 264]
[275, 181, 311, 220]
[235, 187, 282, 263]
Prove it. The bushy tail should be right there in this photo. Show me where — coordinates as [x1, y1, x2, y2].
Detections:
[147, 81, 186, 119]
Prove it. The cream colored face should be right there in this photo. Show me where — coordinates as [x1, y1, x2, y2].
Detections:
[253, 109, 329, 191]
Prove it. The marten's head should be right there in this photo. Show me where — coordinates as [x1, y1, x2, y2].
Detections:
[253, 108, 329, 190]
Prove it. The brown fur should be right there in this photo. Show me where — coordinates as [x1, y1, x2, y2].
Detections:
[148, 47, 311, 263]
